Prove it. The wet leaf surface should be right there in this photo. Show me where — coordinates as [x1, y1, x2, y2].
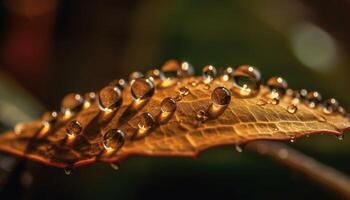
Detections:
[0, 66, 349, 168]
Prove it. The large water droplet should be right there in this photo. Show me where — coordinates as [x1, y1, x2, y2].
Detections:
[61, 93, 84, 115]
[129, 71, 144, 82]
[66, 120, 82, 137]
[231, 65, 261, 98]
[267, 77, 288, 98]
[161, 97, 177, 113]
[130, 78, 155, 101]
[211, 87, 231, 106]
[42, 111, 58, 126]
[138, 112, 155, 132]
[103, 129, 125, 151]
[146, 69, 164, 81]
[323, 98, 339, 114]
[202, 65, 217, 83]
[98, 86, 123, 112]
[287, 104, 298, 114]
[179, 86, 190, 96]
[109, 78, 127, 90]
[307, 91, 322, 108]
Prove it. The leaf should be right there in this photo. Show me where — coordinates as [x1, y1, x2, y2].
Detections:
[0, 64, 349, 168]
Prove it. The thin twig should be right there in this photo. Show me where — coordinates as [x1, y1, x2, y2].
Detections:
[246, 141, 350, 199]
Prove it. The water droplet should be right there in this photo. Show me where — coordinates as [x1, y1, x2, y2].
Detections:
[129, 71, 144, 81]
[287, 104, 298, 114]
[146, 69, 164, 81]
[66, 120, 82, 137]
[61, 93, 84, 115]
[83, 92, 96, 108]
[323, 98, 339, 114]
[307, 91, 322, 108]
[130, 78, 155, 101]
[173, 94, 182, 102]
[64, 167, 72, 175]
[14, 123, 26, 135]
[231, 65, 261, 98]
[299, 89, 308, 100]
[337, 106, 347, 116]
[138, 112, 155, 131]
[161, 59, 180, 78]
[98, 86, 123, 112]
[110, 163, 120, 171]
[109, 78, 128, 90]
[269, 98, 280, 105]
[161, 97, 177, 113]
[337, 134, 344, 141]
[290, 138, 295, 143]
[196, 110, 208, 122]
[256, 99, 267, 106]
[103, 129, 125, 151]
[221, 67, 234, 81]
[267, 77, 288, 98]
[179, 61, 194, 77]
[317, 115, 327, 122]
[189, 81, 198, 87]
[235, 145, 243, 153]
[179, 86, 190, 96]
[202, 65, 217, 83]
[42, 111, 58, 126]
[211, 87, 231, 106]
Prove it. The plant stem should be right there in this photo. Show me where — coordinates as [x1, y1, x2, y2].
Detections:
[246, 141, 350, 199]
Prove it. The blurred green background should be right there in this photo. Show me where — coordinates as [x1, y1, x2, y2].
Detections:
[0, 0, 349, 199]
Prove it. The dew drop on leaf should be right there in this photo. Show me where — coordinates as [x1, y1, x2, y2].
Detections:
[83, 92, 96, 108]
[337, 134, 344, 141]
[267, 76, 288, 98]
[317, 115, 327, 122]
[161, 97, 177, 113]
[307, 91, 322, 108]
[231, 65, 261, 98]
[161, 59, 180, 78]
[211, 87, 231, 106]
[42, 111, 58, 126]
[66, 120, 82, 137]
[323, 98, 339, 114]
[269, 98, 280, 105]
[109, 78, 128, 90]
[130, 78, 155, 101]
[202, 65, 217, 83]
[179, 61, 194, 77]
[61, 93, 84, 116]
[103, 129, 125, 151]
[179, 86, 190, 96]
[196, 110, 208, 122]
[221, 67, 234, 81]
[256, 99, 267, 106]
[287, 104, 298, 114]
[146, 69, 164, 81]
[98, 86, 123, 112]
[137, 112, 155, 132]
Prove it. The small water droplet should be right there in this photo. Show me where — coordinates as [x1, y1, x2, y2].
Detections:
[110, 163, 120, 171]
[267, 77, 288, 98]
[64, 167, 72, 175]
[202, 65, 217, 83]
[235, 145, 243, 153]
[146, 69, 164, 81]
[299, 89, 308, 100]
[129, 71, 144, 81]
[179, 61, 194, 77]
[130, 78, 155, 101]
[138, 112, 155, 131]
[189, 81, 198, 87]
[322, 98, 339, 114]
[221, 67, 234, 81]
[269, 98, 280, 105]
[83, 92, 96, 108]
[42, 111, 58, 126]
[307, 91, 322, 108]
[61, 93, 84, 115]
[173, 94, 183, 102]
[290, 138, 295, 143]
[179, 86, 190, 96]
[231, 65, 261, 98]
[196, 110, 208, 122]
[256, 99, 267, 106]
[161, 59, 180, 78]
[98, 86, 122, 112]
[337, 134, 344, 141]
[287, 104, 298, 114]
[103, 129, 125, 151]
[66, 120, 82, 137]
[317, 115, 327, 122]
[109, 78, 128, 90]
[211, 87, 231, 106]
[161, 97, 177, 113]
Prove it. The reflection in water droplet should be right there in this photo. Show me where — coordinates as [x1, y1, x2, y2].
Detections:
[196, 110, 208, 122]
[98, 86, 122, 112]
[269, 98, 280, 105]
[221, 67, 234, 81]
[42, 111, 58, 126]
[287, 104, 298, 114]
[61, 93, 84, 116]
[161, 97, 177, 113]
[130, 78, 155, 101]
[179, 86, 190, 96]
[147, 69, 164, 81]
[256, 99, 267, 106]
[211, 87, 231, 106]
[231, 65, 261, 98]
[138, 112, 155, 132]
[66, 120, 82, 137]
[129, 71, 144, 81]
[235, 145, 243, 153]
[202, 65, 217, 83]
[110, 163, 120, 171]
[103, 129, 125, 151]
[307, 91, 322, 108]
[64, 167, 72, 175]
[109, 78, 128, 90]
[323, 98, 339, 114]
[267, 77, 288, 98]
[83, 92, 96, 108]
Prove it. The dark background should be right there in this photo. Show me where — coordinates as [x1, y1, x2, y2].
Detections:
[0, 0, 349, 199]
